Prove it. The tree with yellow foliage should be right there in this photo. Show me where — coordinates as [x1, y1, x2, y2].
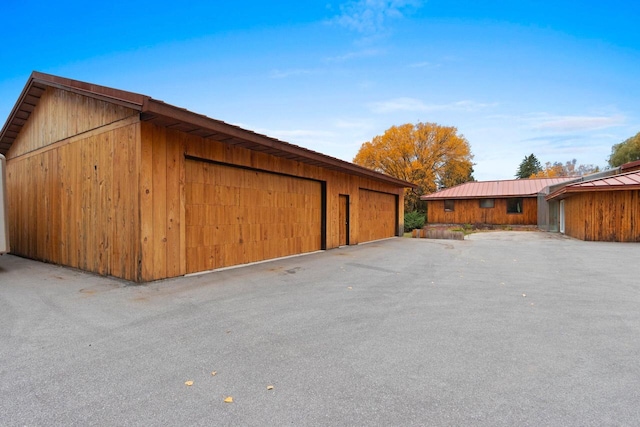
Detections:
[353, 122, 474, 211]
[529, 159, 600, 178]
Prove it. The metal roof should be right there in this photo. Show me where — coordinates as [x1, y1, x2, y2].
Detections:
[546, 170, 640, 200]
[421, 177, 576, 200]
[0, 72, 416, 189]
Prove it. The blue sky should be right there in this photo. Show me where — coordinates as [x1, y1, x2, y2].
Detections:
[2, 0, 639, 180]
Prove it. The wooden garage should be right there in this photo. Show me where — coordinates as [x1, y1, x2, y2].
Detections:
[0, 72, 415, 282]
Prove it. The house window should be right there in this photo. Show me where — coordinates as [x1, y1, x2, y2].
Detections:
[479, 199, 494, 208]
[444, 200, 455, 212]
[507, 198, 523, 214]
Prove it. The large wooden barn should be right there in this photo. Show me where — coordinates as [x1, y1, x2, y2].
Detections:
[421, 177, 574, 226]
[0, 72, 415, 282]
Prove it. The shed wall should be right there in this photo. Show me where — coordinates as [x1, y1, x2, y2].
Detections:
[427, 197, 537, 225]
[563, 191, 640, 242]
[6, 120, 142, 280]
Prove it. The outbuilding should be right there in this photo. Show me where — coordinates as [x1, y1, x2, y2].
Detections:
[0, 72, 415, 282]
[546, 167, 640, 242]
[421, 177, 574, 227]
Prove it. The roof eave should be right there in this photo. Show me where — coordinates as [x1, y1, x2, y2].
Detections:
[1, 72, 415, 189]
[546, 184, 640, 200]
[0, 71, 147, 155]
[141, 99, 416, 188]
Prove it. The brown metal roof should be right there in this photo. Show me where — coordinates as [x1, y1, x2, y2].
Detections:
[621, 159, 640, 172]
[0, 71, 416, 189]
[546, 170, 640, 200]
[421, 177, 575, 200]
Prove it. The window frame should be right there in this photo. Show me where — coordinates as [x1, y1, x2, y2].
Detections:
[506, 197, 524, 214]
[444, 199, 455, 212]
[479, 198, 495, 208]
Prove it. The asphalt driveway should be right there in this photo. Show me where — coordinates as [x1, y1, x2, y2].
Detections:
[1, 232, 639, 426]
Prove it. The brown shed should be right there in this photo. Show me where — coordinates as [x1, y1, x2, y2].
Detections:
[546, 169, 640, 242]
[421, 177, 574, 226]
[0, 72, 415, 282]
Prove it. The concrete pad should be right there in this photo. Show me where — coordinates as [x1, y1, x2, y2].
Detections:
[1, 232, 639, 426]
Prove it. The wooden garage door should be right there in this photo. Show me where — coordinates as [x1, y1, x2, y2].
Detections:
[185, 160, 322, 273]
[358, 189, 397, 242]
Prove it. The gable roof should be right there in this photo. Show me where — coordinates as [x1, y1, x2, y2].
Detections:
[421, 177, 576, 200]
[0, 71, 416, 189]
[546, 170, 640, 200]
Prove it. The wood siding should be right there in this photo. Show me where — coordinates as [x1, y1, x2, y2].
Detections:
[137, 122, 404, 279]
[6, 120, 141, 281]
[358, 189, 397, 242]
[563, 191, 640, 242]
[427, 198, 538, 225]
[7, 87, 137, 159]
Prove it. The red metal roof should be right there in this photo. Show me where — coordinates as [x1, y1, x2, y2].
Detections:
[421, 177, 576, 200]
[546, 170, 640, 200]
[621, 159, 640, 172]
[0, 71, 416, 189]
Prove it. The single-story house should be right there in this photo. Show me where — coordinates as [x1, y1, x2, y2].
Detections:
[0, 72, 415, 282]
[420, 177, 575, 226]
[546, 167, 640, 242]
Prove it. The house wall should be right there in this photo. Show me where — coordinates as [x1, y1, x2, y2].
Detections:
[563, 191, 640, 242]
[427, 197, 537, 225]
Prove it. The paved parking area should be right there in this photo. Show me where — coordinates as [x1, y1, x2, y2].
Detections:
[1, 232, 639, 426]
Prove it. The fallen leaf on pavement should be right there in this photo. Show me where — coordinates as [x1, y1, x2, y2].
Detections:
[211, 371, 217, 376]
[224, 396, 233, 403]
[267, 385, 274, 390]
[185, 381, 194, 386]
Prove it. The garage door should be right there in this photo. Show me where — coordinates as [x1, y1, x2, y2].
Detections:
[358, 189, 397, 243]
[185, 160, 322, 273]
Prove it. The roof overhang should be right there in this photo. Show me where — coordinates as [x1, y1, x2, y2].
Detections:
[0, 72, 416, 189]
[546, 183, 640, 201]
[421, 194, 538, 201]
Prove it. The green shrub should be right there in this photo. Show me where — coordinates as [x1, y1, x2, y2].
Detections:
[404, 211, 425, 232]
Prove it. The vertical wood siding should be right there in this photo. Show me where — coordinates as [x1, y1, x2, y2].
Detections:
[427, 198, 538, 225]
[7, 87, 137, 159]
[184, 159, 322, 273]
[6, 121, 141, 281]
[358, 189, 397, 242]
[138, 122, 405, 279]
[564, 191, 640, 242]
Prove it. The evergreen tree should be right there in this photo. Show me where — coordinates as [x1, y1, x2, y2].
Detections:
[515, 154, 542, 179]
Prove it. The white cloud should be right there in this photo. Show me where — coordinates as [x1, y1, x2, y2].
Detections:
[368, 97, 497, 114]
[331, 0, 423, 34]
[531, 114, 626, 132]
